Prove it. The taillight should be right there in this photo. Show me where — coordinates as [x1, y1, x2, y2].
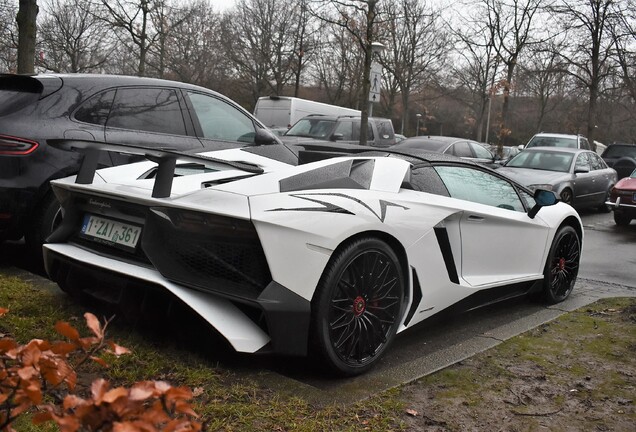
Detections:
[0, 135, 39, 155]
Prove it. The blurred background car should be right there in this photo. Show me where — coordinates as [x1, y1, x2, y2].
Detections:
[600, 143, 636, 180]
[392, 135, 499, 168]
[483, 144, 520, 165]
[0, 73, 286, 260]
[523, 132, 592, 150]
[497, 147, 617, 210]
[606, 168, 636, 226]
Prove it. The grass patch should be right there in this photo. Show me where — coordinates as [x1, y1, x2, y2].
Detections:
[2, 272, 634, 431]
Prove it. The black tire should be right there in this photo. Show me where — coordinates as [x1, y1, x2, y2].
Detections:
[311, 237, 404, 376]
[542, 226, 580, 304]
[559, 188, 573, 206]
[25, 192, 63, 263]
[614, 212, 632, 226]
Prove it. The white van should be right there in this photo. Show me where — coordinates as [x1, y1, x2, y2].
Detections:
[253, 96, 360, 129]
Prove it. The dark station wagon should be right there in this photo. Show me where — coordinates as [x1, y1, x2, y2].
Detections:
[0, 73, 290, 258]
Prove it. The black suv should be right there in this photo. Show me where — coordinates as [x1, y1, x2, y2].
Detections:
[279, 115, 397, 147]
[0, 73, 287, 256]
[600, 143, 636, 179]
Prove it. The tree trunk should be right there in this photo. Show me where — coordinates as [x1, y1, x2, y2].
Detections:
[17, 0, 39, 74]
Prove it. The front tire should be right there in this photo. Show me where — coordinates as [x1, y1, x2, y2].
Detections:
[614, 212, 632, 226]
[542, 226, 580, 304]
[311, 237, 404, 376]
[559, 188, 573, 206]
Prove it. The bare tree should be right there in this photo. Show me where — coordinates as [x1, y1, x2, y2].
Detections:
[517, 41, 569, 132]
[96, 0, 154, 76]
[162, 0, 230, 91]
[379, 0, 449, 135]
[0, 0, 17, 72]
[37, 0, 112, 73]
[222, 0, 303, 107]
[609, 0, 636, 104]
[16, 0, 38, 73]
[482, 0, 544, 149]
[451, 3, 501, 143]
[310, 0, 382, 145]
[549, 0, 623, 148]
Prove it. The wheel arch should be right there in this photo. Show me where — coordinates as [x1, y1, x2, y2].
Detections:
[310, 229, 411, 314]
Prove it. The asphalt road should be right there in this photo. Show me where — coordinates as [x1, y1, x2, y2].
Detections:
[1, 210, 634, 405]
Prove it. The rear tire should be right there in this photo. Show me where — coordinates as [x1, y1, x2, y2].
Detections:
[25, 192, 63, 265]
[311, 237, 404, 376]
[542, 226, 580, 304]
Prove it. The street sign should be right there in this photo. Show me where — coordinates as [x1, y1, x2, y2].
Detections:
[369, 61, 382, 103]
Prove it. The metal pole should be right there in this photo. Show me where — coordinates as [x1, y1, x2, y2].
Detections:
[485, 97, 492, 144]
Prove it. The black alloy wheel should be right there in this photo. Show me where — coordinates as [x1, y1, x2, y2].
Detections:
[312, 237, 404, 376]
[543, 225, 580, 304]
[559, 188, 573, 206]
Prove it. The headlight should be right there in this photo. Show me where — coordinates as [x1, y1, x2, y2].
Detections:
[528, 184, 553, 192]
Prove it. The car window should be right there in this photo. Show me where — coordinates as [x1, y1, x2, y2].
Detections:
[187, 92, 256, 143]
[507, 150, 574, 172]
[575, 153, 590, 171]
[527, 136, 577, 148]
[449, 141, 472, 157]
[589, 153, 607, 170]
[376, 120, 395, 140]
[333, 121, 354, 140]
[434, 166, 525, 211]
[602, 145, 636, 158]
[74, 90, 116, 126]
[408, 166, 450, 196]
[471, 142, 493, 159]
[107, 88, 186, 135]
[351, 121, 374, 142]
[580, 138, 590, 150]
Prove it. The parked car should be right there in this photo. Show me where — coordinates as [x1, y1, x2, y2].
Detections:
[606, 168, 636, 226]
[498, 147, 617, 210]
[0, 73, 290, 258]
[523, 133, 592, 150]
[600, 143, 636, 180]
[484, 144, 520, 164]
[279, 114, 396, 147]
[253, 95, 360, 129]
[392, 135, 499, 168]
[43, 143, 582, 376]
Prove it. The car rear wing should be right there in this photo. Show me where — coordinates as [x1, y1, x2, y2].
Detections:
[48, 139, 264, 198]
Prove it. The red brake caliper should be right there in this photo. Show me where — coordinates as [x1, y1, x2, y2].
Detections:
[353, 296, 366, 317]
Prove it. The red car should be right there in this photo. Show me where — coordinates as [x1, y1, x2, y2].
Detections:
[607, 169, 636, 226]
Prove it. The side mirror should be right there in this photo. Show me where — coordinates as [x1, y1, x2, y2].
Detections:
[528, 189, 558, 219]
[574, 166, 590, 174]
[518, 145, 525, 150]
[331, 133, 344, 142]
[254, 128, 280, 145]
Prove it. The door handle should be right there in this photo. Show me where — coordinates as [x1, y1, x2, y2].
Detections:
[467, 215, 484, 222]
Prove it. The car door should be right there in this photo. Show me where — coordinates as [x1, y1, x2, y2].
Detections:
[572, 152, 597, 207]
[588, 152, 616, 204]
[104, 87, 203, 154]
[433, 165, 551, 286]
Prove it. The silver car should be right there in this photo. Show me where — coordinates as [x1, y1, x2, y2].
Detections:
[498, 147, 617, 210]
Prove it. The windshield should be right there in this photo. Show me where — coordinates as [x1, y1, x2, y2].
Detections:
[507, 150, 574, 172]
[285, 118, 336, 139]
[526, 136, 577, 149]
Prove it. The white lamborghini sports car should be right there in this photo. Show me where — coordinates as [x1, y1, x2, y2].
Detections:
[43, 140, 583, 376]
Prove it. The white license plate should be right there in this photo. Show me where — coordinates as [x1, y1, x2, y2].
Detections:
[81, 214, 141, 249]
